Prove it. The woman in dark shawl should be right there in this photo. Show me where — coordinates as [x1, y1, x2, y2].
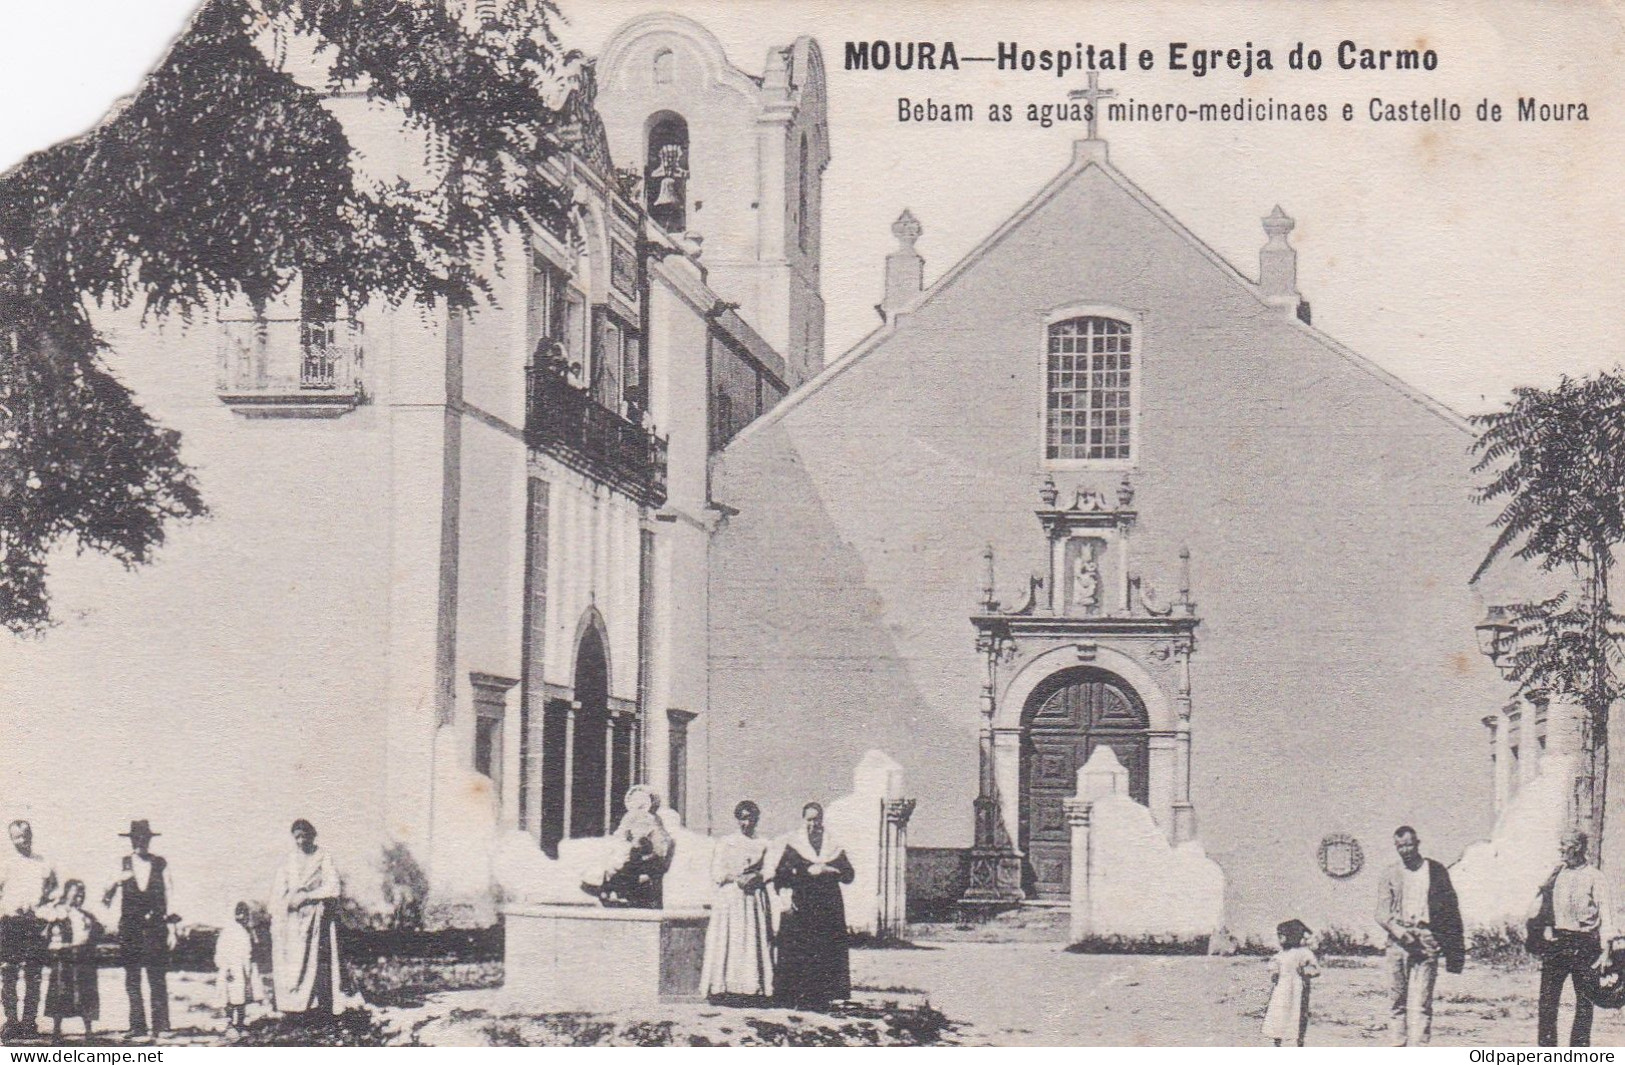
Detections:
[773, 802, 854, 1007]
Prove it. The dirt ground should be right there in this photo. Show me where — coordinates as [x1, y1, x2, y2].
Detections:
[12, 945, 1622, 1046]
[850, 943, 1625, 1047]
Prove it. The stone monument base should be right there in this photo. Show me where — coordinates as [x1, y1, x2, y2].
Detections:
[502, 904, 709, 1009]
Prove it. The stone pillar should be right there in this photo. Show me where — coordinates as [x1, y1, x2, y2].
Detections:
[562, 700, 578, 836]
[881, 211, 924, 319]
[827, 750, 908, 935]
[1259, 206, 1300, 312]
[1148, 736, 1176, 834]
[879, 798, 916, 940]
[604, 715, 616, 829]
[1547, 694, 1585, 760]
[1545, 693, 1588, 834]
[1485, 712, 1507, 815]
[991, 729, 1023, 856]
[1065, 797, 1092, 942]
[1508, 704, 1529, 795]
[962, 695, 1022, 908]
[630, 713, 644, 787]
[1172, 645, 1197, 843]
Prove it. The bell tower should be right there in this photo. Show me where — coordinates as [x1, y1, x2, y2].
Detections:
[595, 14, 829, 386]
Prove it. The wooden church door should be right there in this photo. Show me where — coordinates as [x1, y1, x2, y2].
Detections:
[1020, 668, 1150, 899]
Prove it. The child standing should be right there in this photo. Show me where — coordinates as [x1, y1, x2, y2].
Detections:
[42, 880, 101, 1039]
[1262, 918, 1320, 1046]
[213, 902, 258, 1031]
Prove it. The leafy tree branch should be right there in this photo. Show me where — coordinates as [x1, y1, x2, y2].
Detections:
[0, 0, 581, 632]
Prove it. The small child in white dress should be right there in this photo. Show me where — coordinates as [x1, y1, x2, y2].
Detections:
[214, 902, 259, 1030]
[1262, 918, 1320, 1046]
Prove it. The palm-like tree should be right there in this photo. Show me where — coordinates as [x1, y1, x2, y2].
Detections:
[1472, 371, 1625, 855]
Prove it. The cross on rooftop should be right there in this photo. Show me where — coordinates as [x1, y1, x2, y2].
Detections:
[1067, 69, 1116, 141]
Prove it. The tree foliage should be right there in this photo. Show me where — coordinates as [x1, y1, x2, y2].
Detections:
[1472, 373, 1625, 583]
[0, 0, 578, 632]
[1472, 370, 1625, 843]
[1472, 372, 1625, 704]
[1495, 594, 1625, 713]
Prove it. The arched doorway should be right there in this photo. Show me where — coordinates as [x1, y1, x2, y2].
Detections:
[1020, 666, 1150, 899]
[570, 625, 611, 839]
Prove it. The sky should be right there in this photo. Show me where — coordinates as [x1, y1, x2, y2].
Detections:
[3, 0, 1623, 416]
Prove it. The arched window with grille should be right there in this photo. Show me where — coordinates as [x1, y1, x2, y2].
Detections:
[1044, 314, 1136, 466]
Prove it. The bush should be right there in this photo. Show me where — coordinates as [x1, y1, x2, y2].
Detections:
[348, 958, 502, 1009]
[1314, 926, 1382, 957]
[379, 843, 430, 931]
[230, 1009, 393, 1047]
[169, 925, 220, 972]
[846, 931, 929, 950]
[1066, 933, 1209, 955]
[340, 923, 503, 962]
[1469, 923, 1534, 968]
[470, 1002, 957, 1047]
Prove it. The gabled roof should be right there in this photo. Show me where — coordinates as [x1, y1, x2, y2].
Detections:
[729, 142, 1471, 448]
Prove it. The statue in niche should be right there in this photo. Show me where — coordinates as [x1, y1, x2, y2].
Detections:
[1072, 546, 1102, 615]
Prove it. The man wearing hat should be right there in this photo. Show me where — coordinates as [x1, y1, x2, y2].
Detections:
[102, 821, 177, 1038]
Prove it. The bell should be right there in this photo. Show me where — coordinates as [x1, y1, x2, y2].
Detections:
[653, 177, 681, 210]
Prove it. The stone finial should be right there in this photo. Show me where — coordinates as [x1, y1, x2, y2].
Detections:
[762, 46, 790, 93]
[1259, 205, 1301, 314]
[1040, 474, 1059, 508]
[1116, 475, 1135, 509]
[892, 209, 923, 248]
[881, 209, 925, 320]
[1263, 204, 1295, 241]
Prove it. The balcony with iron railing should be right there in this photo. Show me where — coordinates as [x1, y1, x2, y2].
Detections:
[216, 317, 365, 418]
[524, 355, 668, 506]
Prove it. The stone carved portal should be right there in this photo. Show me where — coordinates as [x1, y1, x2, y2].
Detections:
[1021, 667, 1149, 898]
[963, 475, 1200, 909]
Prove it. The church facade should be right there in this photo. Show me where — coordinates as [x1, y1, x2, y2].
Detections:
[706, 136, 1511, 938]
[0, 5, 1521, 944]
[0, 10, 826, 924]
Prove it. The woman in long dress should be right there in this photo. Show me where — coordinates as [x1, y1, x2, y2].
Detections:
[773, 802, 855, 1008]
[701, 800, 774, 1000]
[270, 819, 349, 1015]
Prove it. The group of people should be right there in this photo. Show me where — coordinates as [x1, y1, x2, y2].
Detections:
[1265, 824, 1621, 1048]
[701, 800, 856, 1008]
[0, 816, 354, 1042]
[1264, 825, 1468, 1047]
[16, 804, 1616, 1045]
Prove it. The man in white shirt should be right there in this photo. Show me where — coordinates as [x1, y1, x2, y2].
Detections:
[0, 821, 58, 1039]
[1375, 825, 1465, 1046]
[1531, 830, 1613, 1047]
